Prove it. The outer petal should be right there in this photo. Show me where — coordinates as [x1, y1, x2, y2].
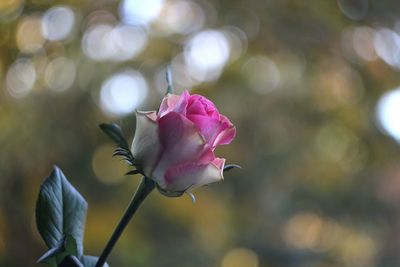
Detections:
[187, 114, 225, 147]
[197, 146, 216, 164]
[151, 112, 206, 187]
[187, 114, 236, 147]
[163, 158, 225, 192]
[213, 115, 236, 146]
[131, 111, 161, 177]
[214, 125, 236, 146]
[158, 91, 189, 118]
[158, 94, 180, 116]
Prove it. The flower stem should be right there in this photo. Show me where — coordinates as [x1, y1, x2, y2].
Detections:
[166, 66, 174, 94]
[95, 177, 155, 267]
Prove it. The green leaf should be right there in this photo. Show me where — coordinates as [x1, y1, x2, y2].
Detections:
[37, 239, 64, 265]
[36, 166, 88, 258]
[99, 123, 129, 150]
[81, 255, 109, 267]
[37, 249, 59, 266]
[37, 235, 79, 266]
[64, 235, 79, 256]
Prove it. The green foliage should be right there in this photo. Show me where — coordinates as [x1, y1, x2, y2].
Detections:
[36, 167, 108, 266]
[100, 123, 139, 173]
[36, 167, 87, 258]
[37, 235, 78, 266]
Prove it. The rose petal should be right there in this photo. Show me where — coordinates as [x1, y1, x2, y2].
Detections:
[145, 111, 157, 122]
[213, 115, 236, 146]
[186, 114, 222, 146]
[197, 147, 216, 164]
[187, 98, 207, 116]
[187, 113, 236, 147]
[173, 90, 189, 115]
[188, 94, 220, 119]
[158, 94, 179, 117]
[131, 111, 161, 177]
[158, 91, 189, 118]
[163, 158, 225, 191]
[151, 112, 206, 185]
[158, 112, 204, 150]
[214, 125, 236, 146]
[212, 157, 225, 170]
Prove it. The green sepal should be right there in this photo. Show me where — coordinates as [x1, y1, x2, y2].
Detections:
[99, 123, 129, 150]
[223, 164, 241, 172]
[156, 184, 184, 197]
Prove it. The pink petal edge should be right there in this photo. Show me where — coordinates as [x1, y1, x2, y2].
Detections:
[164, 159, 224, 191]
[137, 110, 157, 122]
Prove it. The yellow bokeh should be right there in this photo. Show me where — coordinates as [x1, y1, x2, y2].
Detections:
[221, 248, 259, 267]
[92, 144, 129, 185]
[16, 15, 45, 54]
[283, 212, 379, 266]
[0, 0, 23, 17]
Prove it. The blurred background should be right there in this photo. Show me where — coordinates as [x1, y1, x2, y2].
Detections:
[1, 0, 400, 266]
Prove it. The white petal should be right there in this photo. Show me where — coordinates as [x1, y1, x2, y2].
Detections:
[162, 159, 225, 192]
[131, 111, 160, 177]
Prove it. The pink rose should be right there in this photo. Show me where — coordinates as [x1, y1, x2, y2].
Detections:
[131, 90, 236, 194]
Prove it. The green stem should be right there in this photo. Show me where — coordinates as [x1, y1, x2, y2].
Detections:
[166, 67, 174, 94]
[95, 177, 155, 267]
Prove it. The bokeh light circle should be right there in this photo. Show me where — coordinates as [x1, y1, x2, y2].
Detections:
[92, 144, 128, 185]
[82, 24, 148, 61]
[0, 0, 24, 21]
[336, 0, 368, 21]
[44, 57, 76, 92]
[159, 0, 205, 34]
[100, 70, 148, 117]
[241, 55, 280, 94]
[374, 28, 400, 69]
[376, 87, 400, 143]
[221, 248, 259, 267]
[16, 15, 45, 54]
[119, 0, 164, 26]
[42, 6, 75, 41]
[6, 58, 36, 98]
[184, 29, 231, 82]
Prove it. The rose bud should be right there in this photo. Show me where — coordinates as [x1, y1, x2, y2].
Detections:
[131, 90, 236, 195]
